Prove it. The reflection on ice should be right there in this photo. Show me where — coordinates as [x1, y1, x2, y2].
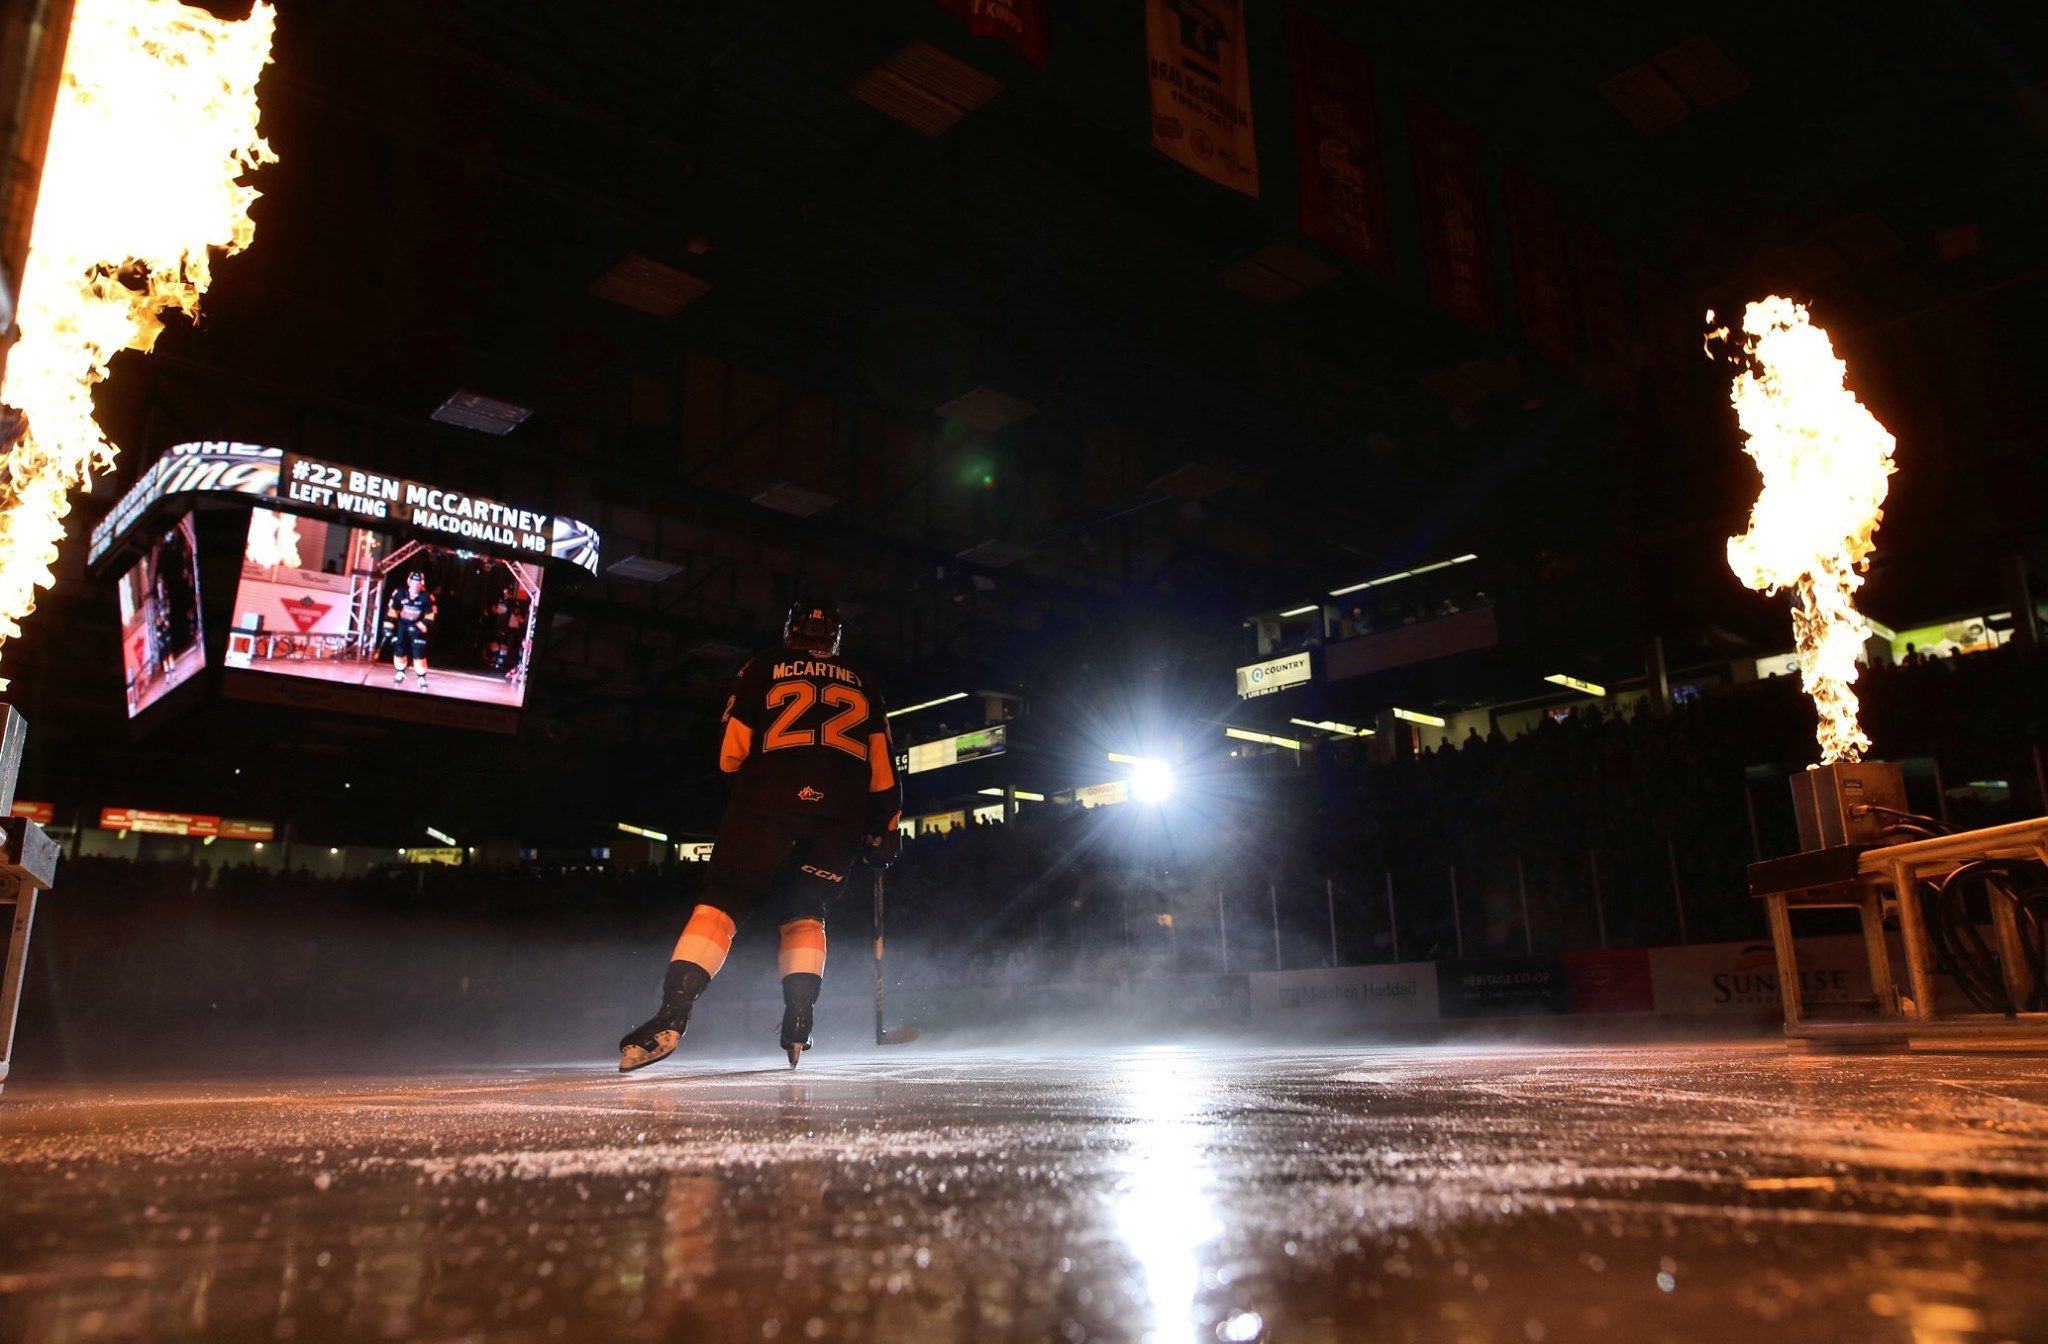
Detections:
[3, 1047, 2046, 1343]
[1113, 1048, 1224, 1344]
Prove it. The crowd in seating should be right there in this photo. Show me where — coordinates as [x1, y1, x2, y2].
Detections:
[887, 641, 2048, 968]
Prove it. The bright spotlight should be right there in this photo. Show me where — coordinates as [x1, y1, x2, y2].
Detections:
[1130, 758, 1176, 804]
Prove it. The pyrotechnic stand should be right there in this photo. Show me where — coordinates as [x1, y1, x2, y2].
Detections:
[1750, 763, 2048, 1044]
[0, 706, 61, 1096]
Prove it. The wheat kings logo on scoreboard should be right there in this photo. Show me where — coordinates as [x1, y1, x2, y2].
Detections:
[89, 441, 604, 575]
[281, 454, 552, 556]
[89, 441, 280, 561]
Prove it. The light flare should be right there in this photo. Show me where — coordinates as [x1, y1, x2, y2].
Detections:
[0, 0, 276, 681]
[1719, 296, 1896, 764]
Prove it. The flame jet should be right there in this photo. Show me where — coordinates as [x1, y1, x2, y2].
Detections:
[0, 0, 276, 683]
[1722, 296, 1897, 764]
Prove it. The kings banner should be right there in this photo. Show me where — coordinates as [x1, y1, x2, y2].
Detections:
[932, 0, 1048, 66]
[1146, 0, 1259, 197]
[1502, 165, 1575, 369]
[1284, 7, 1389, 273]
[1574, 221, 1630, 372]
[1408, 93, 1495, 331]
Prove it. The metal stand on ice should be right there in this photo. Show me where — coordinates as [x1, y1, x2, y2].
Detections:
[0, 706, 62, 1096]
[1749, 760, 2048, 1043]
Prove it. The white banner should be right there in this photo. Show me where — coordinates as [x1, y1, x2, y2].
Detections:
[1648, 935, 1873, 1016]
[1146, 0, 1259, 196]
[1235, 652, 1311, 698]
[1076, 780, 1130, 808]
[1249, 962, 1440, 1023]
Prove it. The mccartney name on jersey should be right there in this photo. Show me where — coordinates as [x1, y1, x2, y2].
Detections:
[769, 659, 864, 686]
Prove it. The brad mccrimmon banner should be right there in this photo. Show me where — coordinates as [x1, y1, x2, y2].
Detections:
[1285, 7, 1390, 273]
[933, 0, 1048, 66]
[1502, 165, 1575, 369]
[1146, 0, 1259, 197]
[1574, 221, 1630, 372]
[1407, 93, 1495, 331]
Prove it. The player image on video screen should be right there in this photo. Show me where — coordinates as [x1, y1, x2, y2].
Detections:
[117, 514, 206, 717]
[227, 507, 544, 709]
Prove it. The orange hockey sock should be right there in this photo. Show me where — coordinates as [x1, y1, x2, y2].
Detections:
[777, 918, 827, 978]
[671, 905, 738, 977]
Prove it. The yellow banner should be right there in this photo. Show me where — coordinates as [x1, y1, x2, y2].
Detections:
[1146, 0, 1258, 196]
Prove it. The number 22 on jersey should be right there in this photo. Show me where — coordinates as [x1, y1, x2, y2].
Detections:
[762, 680, 870, 758]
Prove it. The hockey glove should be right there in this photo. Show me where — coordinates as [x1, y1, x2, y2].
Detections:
[860, 830, 901, 869]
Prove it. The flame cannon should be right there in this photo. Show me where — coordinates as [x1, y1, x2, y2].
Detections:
[0, 706, 60, 1095]
[1719, 299, 2048, 1042]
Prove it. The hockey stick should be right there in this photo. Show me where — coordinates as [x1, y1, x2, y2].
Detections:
[871, 867, 919, 1046]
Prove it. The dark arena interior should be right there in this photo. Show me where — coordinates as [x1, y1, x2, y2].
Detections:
[2, 3, 2048, 1341]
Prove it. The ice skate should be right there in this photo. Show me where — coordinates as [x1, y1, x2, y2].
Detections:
[780, 1000, 813, 1068]
[392, 667, 405, 685]
[780, 971, 820, 1069]
[618, 1003, 690, 1071]
[619, 961, 711, 1072]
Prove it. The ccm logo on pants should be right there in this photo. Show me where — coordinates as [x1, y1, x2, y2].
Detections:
[800, 864, 843, 883]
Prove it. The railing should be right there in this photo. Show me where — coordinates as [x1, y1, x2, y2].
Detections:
[1101, 827, 1767, 977]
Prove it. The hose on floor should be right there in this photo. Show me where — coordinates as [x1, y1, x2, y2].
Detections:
[1917, 859, 2048, 1016]
[1874, 811, 2048, 1015]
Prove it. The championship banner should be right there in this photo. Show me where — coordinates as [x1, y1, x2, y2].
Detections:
[1634, 265, 1692, 373]
[1146, 0, 1259, 197]
[1407, 94, 1495, 332]
[1502, 165, 1575, 369]
[1284, 7, 1389, 274]
[932, 0, 1048, 66]
[1573, 221, 1630, 369]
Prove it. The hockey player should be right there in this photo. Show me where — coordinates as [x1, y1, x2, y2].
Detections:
[384, 570, 437, 689]
[619, 599, 902, 1070]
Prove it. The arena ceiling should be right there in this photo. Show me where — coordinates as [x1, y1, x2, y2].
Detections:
[207, 5, 2048, 595]
[14, 0, 2048, 837]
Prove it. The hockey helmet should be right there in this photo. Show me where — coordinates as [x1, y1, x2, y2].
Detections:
[783, 599, 843, 655]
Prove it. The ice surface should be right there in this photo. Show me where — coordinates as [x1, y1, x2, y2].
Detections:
[1, 1041, 2045, 1341]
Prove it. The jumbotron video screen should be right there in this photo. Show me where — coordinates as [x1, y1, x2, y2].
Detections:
[225, 506, 543, 708]
[116, 514, 206, 717]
